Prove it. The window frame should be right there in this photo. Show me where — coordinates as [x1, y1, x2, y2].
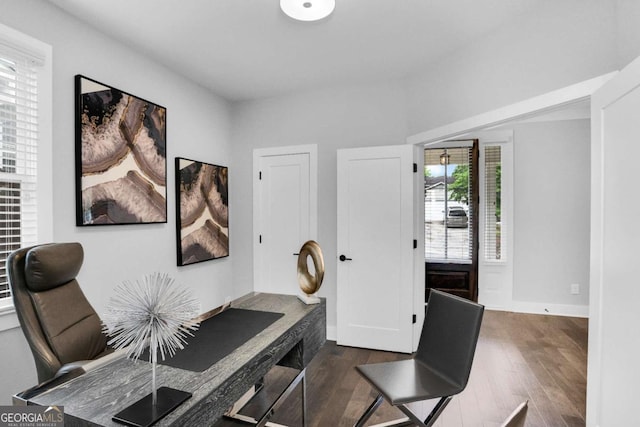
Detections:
[0, 23, 52, 329]
[479, 133, 513, 266]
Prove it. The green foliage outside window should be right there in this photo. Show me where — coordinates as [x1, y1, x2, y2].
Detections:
[449, 165, 469, 204]
[448, 163, 501, 221]
[496, 164, 501, 221]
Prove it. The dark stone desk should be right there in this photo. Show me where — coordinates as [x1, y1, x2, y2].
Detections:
[19, 293, 326, 426]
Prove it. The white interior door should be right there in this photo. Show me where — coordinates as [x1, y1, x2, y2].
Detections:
[254, 145, 317, 295]
[588, 56, 640, 427]
[337, 145, 415, 353]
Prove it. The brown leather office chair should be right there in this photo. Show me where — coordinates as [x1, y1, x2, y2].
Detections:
[353, 289, 484, 427]
[8, 242, 111, 383]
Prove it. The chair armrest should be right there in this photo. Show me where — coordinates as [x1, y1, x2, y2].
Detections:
[57, 349, 126, 376]
[12, 349, 127, 405]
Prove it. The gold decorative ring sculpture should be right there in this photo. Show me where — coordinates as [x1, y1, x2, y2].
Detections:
[297, 240, 325, 296]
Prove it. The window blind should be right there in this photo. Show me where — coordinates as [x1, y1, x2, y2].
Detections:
[484, 146, 502, 261]
[0, 48, 38, 301]
[424, 146, 473, 262]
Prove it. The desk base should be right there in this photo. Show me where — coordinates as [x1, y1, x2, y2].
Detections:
[225, 368, 306, 427]
[112, 387, 192, 427]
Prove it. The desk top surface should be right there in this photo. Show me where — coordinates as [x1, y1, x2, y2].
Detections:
[25, 292, 326, 426]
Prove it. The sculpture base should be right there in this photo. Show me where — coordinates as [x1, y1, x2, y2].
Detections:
[112, 386, 191, 427]
[298, 293, 321, 305]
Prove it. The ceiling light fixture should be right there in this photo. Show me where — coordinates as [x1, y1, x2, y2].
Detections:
[280, 0, 335, 22]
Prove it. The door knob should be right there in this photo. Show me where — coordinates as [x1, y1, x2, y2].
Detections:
[339, 255, 352, 262]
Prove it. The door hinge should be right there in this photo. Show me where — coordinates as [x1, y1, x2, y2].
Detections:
[259, 171, 262, 180]
[413, 239, 417, 249]
[413, 163, 418, 173]
[412, 314, 417, 324]
[259, 234, 262, 244]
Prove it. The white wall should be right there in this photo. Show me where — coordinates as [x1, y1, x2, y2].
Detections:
[231, 81, 408, 336]
[404, 0, 619, 133]
[616, 0, 640, 68]
[231, 1, 625, 336]
[512, 119, 591, 312]
[0, 0, 232, 402]
[3, 0, 640, 408]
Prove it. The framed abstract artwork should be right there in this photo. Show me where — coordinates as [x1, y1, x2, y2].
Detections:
[175, 157, 229, 266]
[75, 75, 167, 225]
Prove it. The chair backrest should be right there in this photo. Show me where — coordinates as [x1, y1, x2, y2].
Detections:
[416, 289, 484, 392]
[8, 242, 107, 383]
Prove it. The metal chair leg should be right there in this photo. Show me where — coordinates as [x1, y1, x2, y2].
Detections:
[301, 370, 307, 427]
[354, 396, 452, 427]
[255, 368, 306, 427]
[422, 396, 452, 427]
[354, 394, 384, 427]
[394, 396, 452, 427]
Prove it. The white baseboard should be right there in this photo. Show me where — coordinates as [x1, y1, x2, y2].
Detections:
[324, 303, 587, 343]
[509, 301, 589, 318]
[326, 325, 337, 341]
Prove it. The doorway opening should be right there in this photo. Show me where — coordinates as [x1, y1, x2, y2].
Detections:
[424, 140, 479, 301]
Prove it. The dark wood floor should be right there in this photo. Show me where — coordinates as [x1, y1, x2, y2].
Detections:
[216, 310, 588, 427]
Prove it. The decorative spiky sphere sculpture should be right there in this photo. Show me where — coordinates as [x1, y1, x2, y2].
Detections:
[103, 272, 200, 405]
[103, 272, 200, 361]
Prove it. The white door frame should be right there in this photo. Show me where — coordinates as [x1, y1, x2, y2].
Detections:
[588, 55, 640, 427]
[407, 73, 616, 146]
[406, 73, 615, 289]
[253, 144, 318, 292]
[406, 71, 617, 427]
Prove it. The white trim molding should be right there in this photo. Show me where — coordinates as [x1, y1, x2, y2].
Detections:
[405, 73, 614, 319]
[510, 301, 589, 318]
[406, 72, 617, 146]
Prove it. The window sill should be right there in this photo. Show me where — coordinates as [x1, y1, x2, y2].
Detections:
[480, 260, 509, 268]
[425, 259, 473, 265]
[481, 259, 508, 266]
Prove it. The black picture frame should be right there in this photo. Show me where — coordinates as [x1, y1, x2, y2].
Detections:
[175, 157, 229, 266]
[75, 75, 167, 225]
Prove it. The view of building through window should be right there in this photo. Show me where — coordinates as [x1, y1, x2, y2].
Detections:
[424, 147, 473, 262]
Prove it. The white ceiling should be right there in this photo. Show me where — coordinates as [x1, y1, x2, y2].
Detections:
[47, 0, 542, 101]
